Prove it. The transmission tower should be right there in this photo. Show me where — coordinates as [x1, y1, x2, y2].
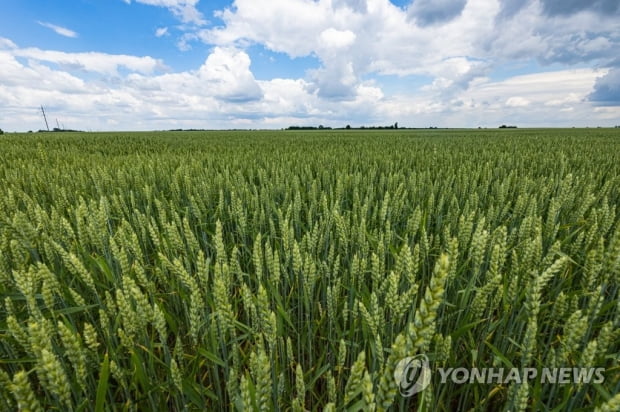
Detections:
[40, 106, 50, 131]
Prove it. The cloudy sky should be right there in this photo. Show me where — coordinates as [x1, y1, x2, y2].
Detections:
[1, 0, 619, 131]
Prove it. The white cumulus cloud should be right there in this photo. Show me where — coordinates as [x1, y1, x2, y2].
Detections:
[37, 21, 78, 38]
[319, 28, 356, 49]
[198, 47, 263, 102]
[155, 27, 169, 37]
[199, 0, 498, 101]
[505, 96, 530, 107]
[10, 47, 166, 75]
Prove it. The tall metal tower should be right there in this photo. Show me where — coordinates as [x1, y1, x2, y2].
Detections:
[40, 105, 50, 131]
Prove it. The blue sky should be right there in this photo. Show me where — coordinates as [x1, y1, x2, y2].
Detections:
[1, 0, 619, 131]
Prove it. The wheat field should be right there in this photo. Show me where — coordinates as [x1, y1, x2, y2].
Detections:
[0, 129, 618, 411]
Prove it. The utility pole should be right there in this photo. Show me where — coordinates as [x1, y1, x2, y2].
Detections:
[40, 106, 50, 131]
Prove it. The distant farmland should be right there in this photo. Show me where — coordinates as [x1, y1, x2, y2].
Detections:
[1, 129, 619, 411]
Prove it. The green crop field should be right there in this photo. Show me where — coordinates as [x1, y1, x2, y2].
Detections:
[0, 129, 619, 411]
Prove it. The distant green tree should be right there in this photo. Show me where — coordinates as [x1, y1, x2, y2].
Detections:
[0, 128, 4, 135]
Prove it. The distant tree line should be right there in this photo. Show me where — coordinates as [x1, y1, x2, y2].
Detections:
[36, 128, 82, 133]
[287, 122, 400, 130]
[355, 122, 399, 130]
[287, 125, 333, 130]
